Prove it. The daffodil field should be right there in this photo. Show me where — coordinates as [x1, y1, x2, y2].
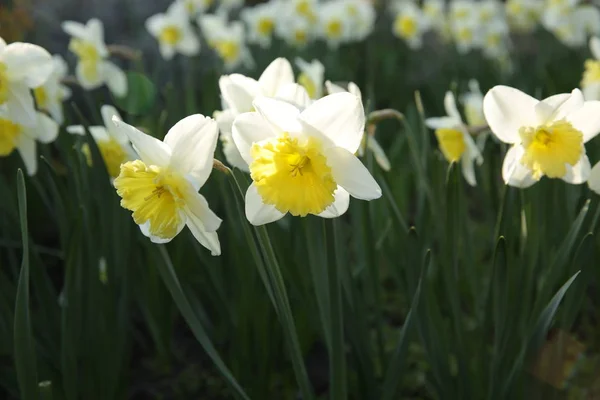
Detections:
[5, 0, 600, 398]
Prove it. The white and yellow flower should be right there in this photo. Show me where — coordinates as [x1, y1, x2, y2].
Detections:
[34, 55, 71, 125]
[232, 93, 382, 225]
[0, 106, 58, 176]
[392, 2, 429, 49]
[317, 1, 351, 48]
[112, 114, 222, 254]
[274, 13, 313, 48]
[461, 79, 485, 127]
[426, 91, 483, 186]
[295, 57, 325, 100]
[198, 14, 251, 70]
[422, 0, 446, 34]
[483, 86, 600, 187]
[343, 0, 376, 41]
[0, 37, 53, 126]
[67, 105, 136, 179]
[481, 18, 510, 60]
[178, 0, 213, 16]
[240, 2, 278, 48]
[289, 0, 318, 23]
[449, 0, 476, 24]
[325, 80, 391, 172]
[62, 18, 127, 97]
[582, 36, 600, 101]
[146, 1, 200, 60]
[505, 0, 543, 33]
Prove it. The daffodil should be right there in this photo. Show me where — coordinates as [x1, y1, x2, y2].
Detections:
[274, 13, 313, 48]
[289, 0, 318, 23]
[392, 2, 429, 49]
[295, 57, 324, 100]
[343, 0, 376, 41]
[240, 2, 278, 48]
[0, 37, 53, 126]
[317, 1, 351, 48]
[217, 58, 309, 171]
[146, 1, 200, 60]
[67, 105, 136, 179]
[505, 0, 543, 33]
[451, 19, 482, 54]
[62, 18, 127, 97]
[422, 0, 446, 35]
[483, 86, 600, 187]
[198, 14, 251, 70]
[34, 55, 71, 125]
[178, 0, 213, 16]
[0, 106, 58, 175]
[581, 36, 600, 100]
[481, 18, 510, 61]
[426, 91, 483, 186]
[325, 80, 391, 172]
[460, 80, 485, 127]
[232, 93, 382, 225]
[112, 114, 222, 254]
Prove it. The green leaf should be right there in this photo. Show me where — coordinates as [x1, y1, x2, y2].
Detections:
[112, 71, 157, 115]
[13, 169, 38, 400]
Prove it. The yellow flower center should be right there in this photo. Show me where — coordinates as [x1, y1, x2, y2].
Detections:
[294, 29, 308, 45]
[257, 18, 274, 35]
[519, 120, 583, 179]
[0, 62, 9, 105]
[326, 20, 343, 39]
[582, 59, 600, 87]
[69, 39, 100, 81]
[296, 1, 316, 21]
[486, 32, 502, 48]
[114, 160, 189, 239]
[297, 72, 317, 99]
[250, 133, 337, 217]
[213, 40, 240, 64]
[0, 118, 21, 156]
[457, 27, 474, 41]
[159, 25, 182, 45]
[394, 15, 417, 39]
[82, 138, 129, 178]
[453, 9, 469, 19]
[435, 128, 466, 163]
[347, 4, 358, 16]
[34, 86, 49, 110]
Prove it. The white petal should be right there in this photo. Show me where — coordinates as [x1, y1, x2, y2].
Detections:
[591, 36, 600, 60]
[15, 134, 37, 176]
[3, 43, 53, 88]
[583, 83, 600, 101]
[0, 37, 6, 50]
[502, 145, 537, 188]
[325, 146, 382, 200]
[253, 96, 303, 135]
[145, 14, 167, 36]
[219, 74, 260, 113]
[221, 131, 249, 171]
[318, 187, 350, 218]
[274, 83, 311, 109]
[460, 155, 477, 186]
[101, 104, 122, 127]
[184, 191, 222, 232]
[232, 111, 276, 165]
[176, 31, 201, 55]
[566, 100, 600, 143]
[298, 92, 365, 153]
[89, 126, 110, 142]
[111, 117, 171, 166]
[66, 125, 86, 136]
[101, 61, 128, 98]
[87, 19, 107, 53]
[245, 183, 285, 225]
[61, 21, 88, 39]
[32, 112, 58, 143]
[545, 89, 585, 122]
[159, 43, 177, 60]
[258, 57, 294, 97]
[444, 91, 461, 121]
[325, 80, 346, 95]
[425, 116, 458, 130]
[139, 220, 184, 244]
[562, 155, 591, 184]
[6, 83, 37, 126]
[483, 85, 539, 144]
[587, 160, 600, 194]
[367, 136, 391, 171]
[185, 211, 222, 255]
[75, 61, 103, 90]
[166, 115, 219, 187]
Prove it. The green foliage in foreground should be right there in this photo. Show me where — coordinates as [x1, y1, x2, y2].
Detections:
[2, 29, 600, 400]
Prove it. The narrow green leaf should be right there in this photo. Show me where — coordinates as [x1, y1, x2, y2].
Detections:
[13, 169, 38, 400]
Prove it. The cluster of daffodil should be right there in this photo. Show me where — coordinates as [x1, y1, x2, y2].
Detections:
[390, 0, 600, 65]
[145, 0, 375, 68]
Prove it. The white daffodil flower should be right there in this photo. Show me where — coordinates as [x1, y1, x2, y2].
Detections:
[422, 0, 446, 34]
[483, 86, 600, 187]
[426, 91, 483, 186]
[0, 37, 54, 126]
[289, 0, 318, 23]
[112, 114, 222, 255]
[505, 0, 543, 33]
[295, 57, 325, 100]
[178, 0, 213, 17]
[232, 93, 382, 225]
[481, 18, 511, 61]
[217, 58, 310, 171]
[62, 18, 127, 97]
[461, 79, 485, 127]
[67, 105, 136, 179]
[582, 36, 600, 100]
[146, 1, 200, 60]
[274, 12, 313, 48]
[317, 1, 351, 48]
[34, 55, 71, 125]
[325, 80, 391, 172]
[343, 0, 376, 41]
[392, 2, 429, 49]
[0, 106, 58, 176]
[449, 0, 476, 23]
[240, 2, 278, 48]
[198, 14, 252, 70]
